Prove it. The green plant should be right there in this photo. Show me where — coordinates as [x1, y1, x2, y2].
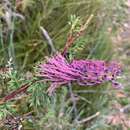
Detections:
[0, 0, 127, 129]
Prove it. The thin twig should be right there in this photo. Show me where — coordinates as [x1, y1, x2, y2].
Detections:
[0, 80, 37, 104]
[40, 26, 56, 54]
[68, 82, 78, 120]
[13, 12, 25, 20]
[76, 112, 100, 124]
[74, 90, 113, 94]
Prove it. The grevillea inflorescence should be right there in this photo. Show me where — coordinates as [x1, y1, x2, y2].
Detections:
[39, 53, 122, 95]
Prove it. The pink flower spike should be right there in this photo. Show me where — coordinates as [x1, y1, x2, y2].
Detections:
[39, 53, 122, 95]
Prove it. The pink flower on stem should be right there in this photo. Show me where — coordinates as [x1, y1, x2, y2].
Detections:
[39, 53, 122, 95]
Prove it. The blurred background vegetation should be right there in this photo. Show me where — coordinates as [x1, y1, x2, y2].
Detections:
[0, 0, 129, 130]
[0, 0, 127, 69]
